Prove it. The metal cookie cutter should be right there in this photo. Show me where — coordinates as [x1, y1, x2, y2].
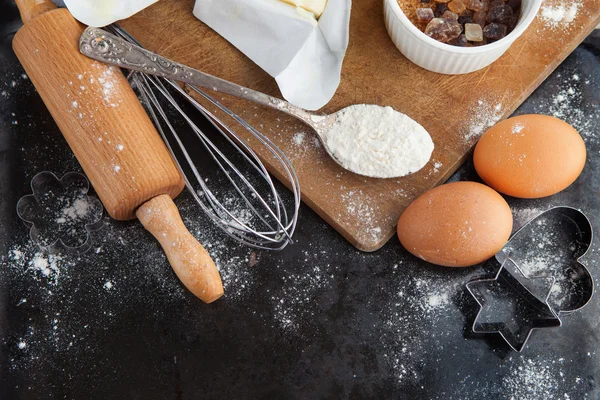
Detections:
[17, 172, 104, 254]
[466, 207, 594, 351]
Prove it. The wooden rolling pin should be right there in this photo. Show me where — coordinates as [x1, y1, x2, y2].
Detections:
[12, 0, 224, 303]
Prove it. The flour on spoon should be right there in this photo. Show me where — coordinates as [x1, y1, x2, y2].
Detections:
[325, 105, 434, 178]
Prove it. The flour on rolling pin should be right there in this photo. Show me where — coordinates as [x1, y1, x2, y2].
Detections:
[66, 63, 122, 111]
[325, 105, 434, 179]
[12, 0, 223, 302]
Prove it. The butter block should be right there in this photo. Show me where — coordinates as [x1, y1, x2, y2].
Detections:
[194, 0, 351, 110]
[279, 0, 328, 18]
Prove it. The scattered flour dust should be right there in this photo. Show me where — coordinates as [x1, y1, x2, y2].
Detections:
[58, 198, 92, 223]
[9, 245, 72, 286]
[428, 160, 444, 176]
[326, 105, 434, 178]
[91, 62, 122, 108]
[270, 257, 337, 332]
[382, 264, 462, 383]
[292, 132, 306, 146]
[463, 99, 504, 145]
[532, 72, 600, 146]
[511, 122, 525, 134]
[339, 189, 387, 246]
[512, 206, 545, 228]
[415, 277, 456, 314]
[539, 1, 581, 30]
[502, 357, 584, 400]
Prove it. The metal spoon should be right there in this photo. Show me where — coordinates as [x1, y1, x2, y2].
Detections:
[79, 27, 431, 179]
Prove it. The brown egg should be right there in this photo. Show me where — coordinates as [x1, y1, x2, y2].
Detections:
[473, 115, 586, 198]
[397, 181, 512, 267]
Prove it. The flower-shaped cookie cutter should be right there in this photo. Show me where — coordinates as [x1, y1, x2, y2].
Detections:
[466, 207, 594, 351]
[17, 171, 104, 255]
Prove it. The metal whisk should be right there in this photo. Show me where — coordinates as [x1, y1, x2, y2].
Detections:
[107, 25, 300, 251]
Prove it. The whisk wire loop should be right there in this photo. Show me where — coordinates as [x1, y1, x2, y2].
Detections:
[110, 25, 300, 250]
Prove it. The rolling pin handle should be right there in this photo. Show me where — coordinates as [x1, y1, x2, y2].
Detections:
[15, 0, 57, 24]
[136, 194, 224, 303]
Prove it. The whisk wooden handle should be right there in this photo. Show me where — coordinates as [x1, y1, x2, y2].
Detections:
[137, 195, 224, 303]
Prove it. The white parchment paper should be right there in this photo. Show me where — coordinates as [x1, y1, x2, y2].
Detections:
[63, 0, 159, 27]
[194, 0, 352, 110]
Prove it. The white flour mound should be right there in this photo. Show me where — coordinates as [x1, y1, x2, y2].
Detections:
[325, 105, 434, 178]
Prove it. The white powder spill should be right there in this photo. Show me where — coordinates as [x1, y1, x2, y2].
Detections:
[512, 206, 545, 228]
[463, 100, 504, 145]
[293, 132, 305, 146]
[10, 249, 23, 260]
[527, 73, 599, 146]
[91, 62, 122, 108]
[326, 105, 434, 178]
[539, 2, 581, 29]
[104, 281, 114, 290]
[339, 189, 390, 245]
[502, 357, 583, 400]
[116, 144, 124, 151]
[511, 122, 524, 133]
[113, 165, 121, 173]
[9, 247, 67, 286]
[414, 277, 457, 314]
[271, 261, 337, 332]
[61, 198, 92, 221]
[382, 265, 464, 383]
[17, 342, 27, 350]
[32, 255, 49, 272]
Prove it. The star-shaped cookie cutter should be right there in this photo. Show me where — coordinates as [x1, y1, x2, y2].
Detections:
[465, 207, 594, 351]
[466, 258, 562, 351]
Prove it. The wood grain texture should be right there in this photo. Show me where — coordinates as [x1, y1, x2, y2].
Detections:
[121, 0, 600, 251]
[13, 8, 185, 220]
[14, 0, 57, 23]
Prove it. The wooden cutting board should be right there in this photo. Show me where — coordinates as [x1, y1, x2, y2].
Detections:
[120, 0, 600, 252]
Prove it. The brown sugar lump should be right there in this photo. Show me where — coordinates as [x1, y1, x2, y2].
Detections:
[425, 17, 462, 42]
[397, 0, 521, 46]
[483, 22, 508, 40]
[448, 0, 467, 13]
[416, 7, 435, 22]
[464, 22, 484, 41]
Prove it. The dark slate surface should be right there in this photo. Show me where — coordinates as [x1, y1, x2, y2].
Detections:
[1, 1, 600, 399]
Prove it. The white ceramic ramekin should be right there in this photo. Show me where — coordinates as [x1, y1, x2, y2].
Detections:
[384, 0, 542, 74]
